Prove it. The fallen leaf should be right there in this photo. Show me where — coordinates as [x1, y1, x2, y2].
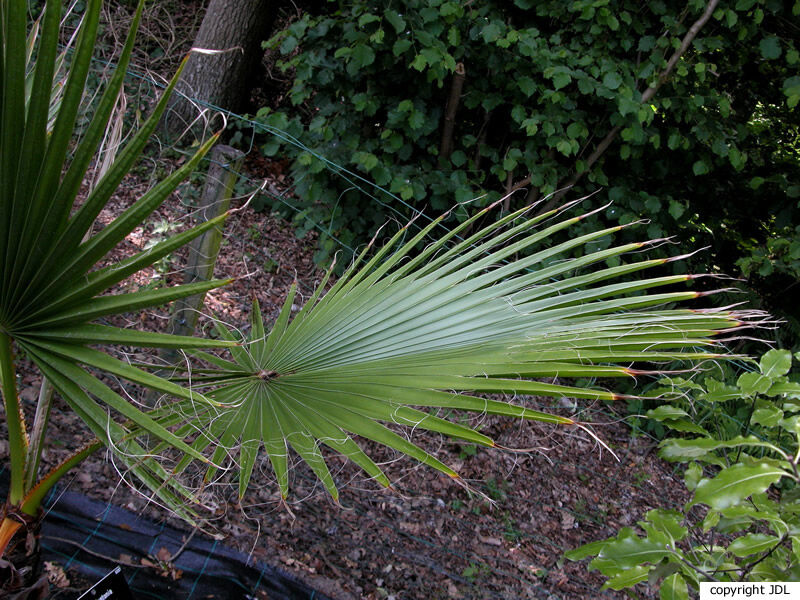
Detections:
[44, 562, 69, 588]
[156, 547, 172, 562]
[478, 534, 503, 546]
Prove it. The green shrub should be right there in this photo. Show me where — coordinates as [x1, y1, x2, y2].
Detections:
[243, 0, 799, 345]
[566, 349, 800, 594]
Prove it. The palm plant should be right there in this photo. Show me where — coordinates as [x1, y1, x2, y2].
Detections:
[0, 0, 234, 589]
[0, 0, 758, 596]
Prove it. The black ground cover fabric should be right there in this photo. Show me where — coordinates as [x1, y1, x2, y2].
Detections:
[1, 470, 331, 599]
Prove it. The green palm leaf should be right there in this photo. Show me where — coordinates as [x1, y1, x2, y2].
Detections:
[183, 203, 755, 500]
[0, 0, 233, 516]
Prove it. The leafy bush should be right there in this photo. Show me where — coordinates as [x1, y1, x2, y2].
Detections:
[247, 0, 799, 343]
[566, 349, 800, 594]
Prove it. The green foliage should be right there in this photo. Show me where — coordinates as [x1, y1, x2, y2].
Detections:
[248, 0, 799, 344]
[1, 6, 794, 596]
[566, 349, 800, 594]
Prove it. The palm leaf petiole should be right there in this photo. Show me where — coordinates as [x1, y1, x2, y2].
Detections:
[0, 331, 26, 504]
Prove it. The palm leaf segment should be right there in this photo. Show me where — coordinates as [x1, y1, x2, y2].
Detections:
[184, 201, 753, 502]
[1, 0, 231, 513]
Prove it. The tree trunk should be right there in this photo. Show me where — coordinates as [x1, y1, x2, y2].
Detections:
[164, 0, 275, 137]
[439, 62, 465, 163]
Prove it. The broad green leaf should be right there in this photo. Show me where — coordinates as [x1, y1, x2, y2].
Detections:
[603, 72, 623, 90]
[779, 414, 800, 435]
[749, 560, 788, 581]
[351, 44, 376, 69]
[760, 349, 792, 377]
[691, 463, 788, 510]
[660, 436, 780, 462]
[393, 39, 412, 56]
[668, 200, 685, 220]
[357, 14, 379, 27]
[518, 76, 536, 96]
[760, 36, 782, 60]
[703, 378, 742, 402]
[692, 160, 709, 176]
[552, 72, 571, 89]
[595, 535, 670, 569]
[738, 371, 773, 396]
[751, 406, 784, 427]
[564, 539, 609, 561]
[660, 573, 689, 600]
[641, 509, 687, 542]
[602, 565, 651, 590]
[384, 10, 405, 34]
[768, 381, 800, 399]
[647, 405, 690, 420]
[728, 533, 781, 558]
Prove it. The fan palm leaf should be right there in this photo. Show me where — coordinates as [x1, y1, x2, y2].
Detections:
[175, 200, 756, 502]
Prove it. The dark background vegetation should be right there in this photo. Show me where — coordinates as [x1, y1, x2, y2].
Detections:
[218, 0, 799, 350]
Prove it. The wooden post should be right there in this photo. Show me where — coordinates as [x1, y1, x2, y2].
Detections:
[163, 144, 244, 363]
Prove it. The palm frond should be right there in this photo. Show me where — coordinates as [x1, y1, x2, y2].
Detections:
[183, 202, 757, 500]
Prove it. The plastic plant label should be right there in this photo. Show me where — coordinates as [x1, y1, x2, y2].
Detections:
[77, 566, 133, 600]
